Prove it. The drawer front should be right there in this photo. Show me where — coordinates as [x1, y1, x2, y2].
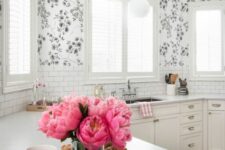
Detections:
[131, 103, 179, 120]
[208, 100, 225, 110]
[153, 103, 180, 117]
[181, 134, 202, 150]
[181, 113, 202, 124]
[181, 101, 202, 113]
[181, 123, 202, 135]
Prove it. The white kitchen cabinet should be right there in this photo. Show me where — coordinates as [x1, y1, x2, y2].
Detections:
[154, 115, 180, 150]
[131, 115, 180, 150]
[131, 119, 155, 143]
[208, 111, 225, 150]
[131, 103, 180, 150]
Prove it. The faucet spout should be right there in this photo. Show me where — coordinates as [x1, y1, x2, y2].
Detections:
[127, 79, 131, 91]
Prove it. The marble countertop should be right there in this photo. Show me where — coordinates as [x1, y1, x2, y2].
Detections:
[0, 111, 166, 150]
[129, 94, 225, 107]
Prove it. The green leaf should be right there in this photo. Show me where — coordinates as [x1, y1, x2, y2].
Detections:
[78, 142, 86, 150]
[79, 103, 89, 118]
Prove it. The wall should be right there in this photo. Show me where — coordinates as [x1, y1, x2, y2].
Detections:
[0, 0, 32, 117]
[37, 0, 225, 100]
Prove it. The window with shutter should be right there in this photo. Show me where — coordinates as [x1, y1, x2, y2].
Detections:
[3, 0, 37, 93]
[85, 0, 158, 83]
[190, 1, 225, 80]
[9, 0, 31, 75]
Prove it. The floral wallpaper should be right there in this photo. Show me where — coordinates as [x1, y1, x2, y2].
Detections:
[159, 0, 223, 67]
[38, 0, 84, 66]
[159, 0, 192, 67]
[37, 0, 223, 67]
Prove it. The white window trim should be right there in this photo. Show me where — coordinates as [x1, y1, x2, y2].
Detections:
[84, 0, 159, 85]
[189, 1, 225, 81]
[2, 0, 37, 93]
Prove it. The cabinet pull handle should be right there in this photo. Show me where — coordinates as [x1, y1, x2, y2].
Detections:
[212, 104, 221, 107]
[188, 143, 195, 148]
[188, 105, 194, 109]
[188, 127, 195, 131]
[188, 115, 195, 120]
[208, 112, 212, 115]
[153, 119, 159, 123]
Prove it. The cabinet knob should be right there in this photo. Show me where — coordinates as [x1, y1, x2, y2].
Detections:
[188, 115, 195, 120]
[212, 104, 221, 107]
[188, 143, 195, 148]
[208, 112, 212, 115]
[153, 119, 159, 123]
[188, 105, 194, 109]
[188, 127, 195, 131]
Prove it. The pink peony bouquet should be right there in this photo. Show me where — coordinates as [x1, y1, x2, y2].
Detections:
[38, 96, 132, 150]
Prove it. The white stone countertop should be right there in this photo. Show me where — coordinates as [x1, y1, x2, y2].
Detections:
[129, 94, 225, 107]
[0, 111, 166, 150]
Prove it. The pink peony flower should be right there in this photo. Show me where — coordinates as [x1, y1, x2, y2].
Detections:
[105, 97, 132, 149]
[38, 97, 82, 140]
[38, 95, 132, 149]
[77, 116, 109, 150]
[88, 97, 108, 117]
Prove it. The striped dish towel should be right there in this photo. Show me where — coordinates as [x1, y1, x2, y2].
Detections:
[140, 102, 153, 117]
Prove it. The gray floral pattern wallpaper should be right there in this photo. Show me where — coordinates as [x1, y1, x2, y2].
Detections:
[38, 0, 84, 66]
[37, 0, 221, 67]
[159, 0, 223, 67]
[159, 0, 194, 67]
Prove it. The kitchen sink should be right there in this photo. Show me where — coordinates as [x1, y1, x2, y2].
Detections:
[125, 97, 162, 104]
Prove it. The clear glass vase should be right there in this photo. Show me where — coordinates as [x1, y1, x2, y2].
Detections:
[72, 141, 85, 150]
[72, 141, 104, 150]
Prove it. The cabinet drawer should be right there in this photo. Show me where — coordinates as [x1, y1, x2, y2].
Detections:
[181, 134, 202, 150]
[208, 100, 225, 110]
[153, 103, 179, 117]
[181, 113, 202, 124]
[181, 101, 202, 113]
[131, 103, 179, 120]
[181, 123, 202, 135]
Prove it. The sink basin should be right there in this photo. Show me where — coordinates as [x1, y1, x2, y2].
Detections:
[125, 97, 162, 104]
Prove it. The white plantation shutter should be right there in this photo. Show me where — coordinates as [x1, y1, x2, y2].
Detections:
[91, 0, 123, 73]
[127, 4, 153, 73]
[3, 0, 36, 93]
[9, 0, 31, 75]
[196, 10, 222, 72]
[87, 0, 158, 82]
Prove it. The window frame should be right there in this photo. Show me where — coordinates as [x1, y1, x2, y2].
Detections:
[2, 0, 37, 93]
[84, 0, 159, 84]
[189, 1, 225, 81]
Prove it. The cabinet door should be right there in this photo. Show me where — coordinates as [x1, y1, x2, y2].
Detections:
[131, 120, 154, 143]
[155, 115, 180, 150]
[208, 111, 225, 150]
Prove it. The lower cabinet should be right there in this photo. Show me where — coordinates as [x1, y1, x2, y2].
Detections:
[208, 111, 225, 150]
[131, 115, 180, 150]
[154, 115, 180, 150]
[131, 101, 203, 150]
[131, 99, 225, 150]
[131, 119, 154, 143]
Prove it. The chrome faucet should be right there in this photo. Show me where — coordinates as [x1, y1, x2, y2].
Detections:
[119, 80, 137, 100]
[127, 79, 131, 91]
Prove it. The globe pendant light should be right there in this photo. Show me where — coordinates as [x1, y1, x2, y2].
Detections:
[129, 0, 150, 17]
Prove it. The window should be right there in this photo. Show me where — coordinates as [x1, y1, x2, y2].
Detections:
[3, 0, 37, 93]
[190, 2, 225, 80]
[85, 0, 158, 83]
